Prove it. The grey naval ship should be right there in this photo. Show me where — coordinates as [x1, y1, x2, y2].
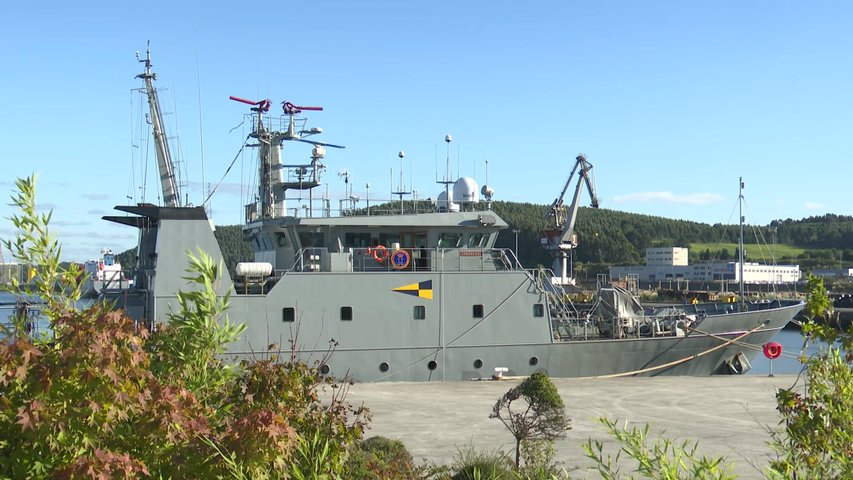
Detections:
[103, 48, 803, 382]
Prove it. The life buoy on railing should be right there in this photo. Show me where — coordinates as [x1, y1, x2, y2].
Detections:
[367, 245, 388, 263]
[763, 341, 782, 360]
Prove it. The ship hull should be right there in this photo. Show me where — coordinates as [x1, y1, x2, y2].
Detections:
[103, 206, 803, 383]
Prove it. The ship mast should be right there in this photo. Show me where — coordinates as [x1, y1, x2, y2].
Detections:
[738, 177, 745, 309]
[136, 43, 181, 207]
[230, 97, 343, 220]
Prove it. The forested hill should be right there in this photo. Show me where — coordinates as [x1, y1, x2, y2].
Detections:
[489, 202, 853, 270]
[117, 206, 853, 273]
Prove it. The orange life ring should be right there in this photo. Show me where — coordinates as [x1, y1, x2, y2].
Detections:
[369, 244, 388, 263]
[763, 342, 782, 360]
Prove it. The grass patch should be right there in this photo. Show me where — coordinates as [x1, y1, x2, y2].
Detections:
[689, 242, 806, 261]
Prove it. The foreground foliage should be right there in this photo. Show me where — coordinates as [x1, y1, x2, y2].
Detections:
[582, 418, 735, 480]
[0, 175, 367, 478]
[767, 273, 853, 479]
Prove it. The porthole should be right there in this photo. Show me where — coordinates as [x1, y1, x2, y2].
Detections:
[379, 362, 390, 372]
[427, 360, 438, 371]
[529, 356, 539, 366]
[319, 364, 330, 375]
[473, 359, 483, 369]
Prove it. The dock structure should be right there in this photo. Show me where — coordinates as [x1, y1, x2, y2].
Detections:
[344, 375, 796, 479]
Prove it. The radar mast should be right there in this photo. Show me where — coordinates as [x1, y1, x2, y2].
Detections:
[136, 43, 181, 207]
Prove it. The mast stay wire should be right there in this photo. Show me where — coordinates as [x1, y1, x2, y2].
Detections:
[202, 137, 250, 207]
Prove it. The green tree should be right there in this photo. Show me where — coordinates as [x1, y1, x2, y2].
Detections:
[802, 273, 832, 322]
[489, 373, 570, 469]
[768, 273, 853, 479]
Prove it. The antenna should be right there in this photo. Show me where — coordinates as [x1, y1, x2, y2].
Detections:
[437, 134, 455, 212]
[391, 150, 411, 214]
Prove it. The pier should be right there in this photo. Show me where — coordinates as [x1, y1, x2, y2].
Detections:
[345, 375, 797, 479]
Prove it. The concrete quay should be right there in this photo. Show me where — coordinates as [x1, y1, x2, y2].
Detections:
[344, 375, 800, 479]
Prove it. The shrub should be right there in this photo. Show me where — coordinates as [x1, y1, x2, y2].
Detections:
[490, 373, 571, 468]
[582, 418, 735, 480]
[0, 175, 368, 478]
[345, 435, 417, 479]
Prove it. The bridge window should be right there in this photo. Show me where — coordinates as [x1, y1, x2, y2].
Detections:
[438, 233, 462, 248]
[468, 233, 486, 248]
[413, 305, 426, 320]
[344, 232, 371, 248]
[533, 304, 545, 317]
[341, 306, 353, 321]
[473, 304, 484, 318]
[282, 307, 295, 322]
[275, 232, 289, 247]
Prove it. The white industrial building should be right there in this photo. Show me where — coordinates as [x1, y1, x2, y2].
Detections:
[609, 247, 800, 284]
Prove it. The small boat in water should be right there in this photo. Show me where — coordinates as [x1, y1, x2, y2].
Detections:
[83, 248, 133, 298]
[101, 47, 803, 381]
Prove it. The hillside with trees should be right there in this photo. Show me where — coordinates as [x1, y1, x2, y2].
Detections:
[117, 205, 853, 276]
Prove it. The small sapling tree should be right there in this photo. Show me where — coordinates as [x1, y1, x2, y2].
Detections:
[768, 273, 853, 479]
[490, 372, 570, 469]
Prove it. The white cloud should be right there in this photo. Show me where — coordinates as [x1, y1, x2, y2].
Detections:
[613, 191, 723, 205]
[804, 202, 824, 210]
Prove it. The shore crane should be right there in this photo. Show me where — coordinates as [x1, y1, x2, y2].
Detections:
[542, 154, 600, 287]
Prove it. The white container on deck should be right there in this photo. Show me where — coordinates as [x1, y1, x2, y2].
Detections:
[235, 262, 273, 277]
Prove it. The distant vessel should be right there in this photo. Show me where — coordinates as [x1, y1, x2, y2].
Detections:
[102, 47, 803, 381]
[83, 248, 132, 297]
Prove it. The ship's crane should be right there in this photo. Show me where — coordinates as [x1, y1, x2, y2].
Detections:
[542, 154, 600, 286]
[230, 96, 344, 220]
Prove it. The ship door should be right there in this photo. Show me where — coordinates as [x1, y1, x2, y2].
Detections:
[401, 232, 429, 271]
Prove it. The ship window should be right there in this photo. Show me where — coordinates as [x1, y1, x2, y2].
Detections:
[275, 232, 289, 247]
[282, 307, 295, 322]
[341, 306, 353, 321]
[427, 360, 438, 371]
[438, 233, 462, 248]
[298, 231, 324, 248]
[379, 233, 400, 247]
[344, 232, 371, 248]
[473, 359, 483, 369]
[319, 364, 330, 375]
[468, 234, 484, 248]
[413, 305, 426, 320]
[533, 304, 545, 317]
[379, 362, 390, 372]
[473, 304, 484, 318]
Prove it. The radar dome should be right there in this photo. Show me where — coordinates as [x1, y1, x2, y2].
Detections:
[453, 177, 480, 204]
[436, 191, 460, 213]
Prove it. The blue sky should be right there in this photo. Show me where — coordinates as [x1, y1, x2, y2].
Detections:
[1, 1, 851, 261]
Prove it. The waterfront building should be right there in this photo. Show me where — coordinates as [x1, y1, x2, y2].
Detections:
[609, 247, 800, 285]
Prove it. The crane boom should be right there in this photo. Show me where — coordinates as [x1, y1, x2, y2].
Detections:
[560, 154, 599, 245]
[137, 44, 181, 207]
[542, 154, 600, 286]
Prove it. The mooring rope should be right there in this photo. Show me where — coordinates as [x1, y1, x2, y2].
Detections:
[593, 321, 770, 379]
